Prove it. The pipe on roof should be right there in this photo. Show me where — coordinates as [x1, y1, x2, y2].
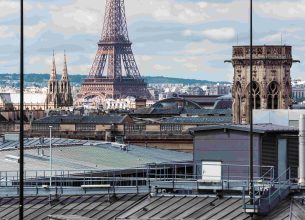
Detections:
[299, 114, 305, 185]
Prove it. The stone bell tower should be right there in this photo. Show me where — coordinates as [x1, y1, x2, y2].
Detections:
[231, 45, 296, 124]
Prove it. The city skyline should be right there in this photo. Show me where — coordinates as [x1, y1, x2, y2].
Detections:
[1, 0, 305, 81]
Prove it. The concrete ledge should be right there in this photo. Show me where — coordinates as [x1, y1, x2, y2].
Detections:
[81, 184, 111, 189]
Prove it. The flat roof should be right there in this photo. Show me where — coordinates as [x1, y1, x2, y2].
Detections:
[190, 123, 298, 135]
[33, 115, 129, 124]
[160, 116, 232, 124]
[0, 138, 192, 171]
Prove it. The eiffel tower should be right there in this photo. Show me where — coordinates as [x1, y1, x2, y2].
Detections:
[78, 0, 149, 101]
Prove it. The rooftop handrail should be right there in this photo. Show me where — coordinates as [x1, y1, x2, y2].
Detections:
[266, 167, 291, 204]
[259, 167, 274, 182]
[0, 162, 273, 172]
[1, 163, 276, 191]
[243, 167, 290, 210]
[271, 167, 290, 184]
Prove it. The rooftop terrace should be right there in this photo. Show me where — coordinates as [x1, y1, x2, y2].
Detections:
[0, 138, 192, 171]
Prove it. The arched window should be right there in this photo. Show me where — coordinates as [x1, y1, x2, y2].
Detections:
[267, 81, 279, 109]
[250, 82, 261, 109]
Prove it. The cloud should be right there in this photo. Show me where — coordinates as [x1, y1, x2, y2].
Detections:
[43, 0, 248, 37]
[145, 0, 248, 24]
[183, 40, 231, 56]
[259, 33, 282, 43]
[257, 0, 305, 20]
[0, 1, 19, 19]
[47, 0, 104, 35]
[279, 27, 303, 33]
[135, 55, 153, 62]
[153, 64, 172, 71]
[183, 27, 236, 42]
[0, 26, 15, 38]
[0, 1, 32, 19]
[183, 63, 199, 72]
[202, 28, 236, 41]
[25, 22, 47, 38]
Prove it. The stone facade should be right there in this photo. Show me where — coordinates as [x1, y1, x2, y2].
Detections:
[46, 52, 73, 109]
[231, 45, 294, 124]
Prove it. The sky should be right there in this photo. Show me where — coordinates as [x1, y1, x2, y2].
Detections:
[0, 0, 305, 82]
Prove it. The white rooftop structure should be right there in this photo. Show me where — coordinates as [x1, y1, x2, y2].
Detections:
[254, 109, 305, 128]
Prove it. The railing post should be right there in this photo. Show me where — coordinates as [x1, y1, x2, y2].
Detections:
[174, 164, 176, 179]
[60, 171, 63, 187]
[83, 171, 86, 185]
[194, 163, 196, 180]
[227, 165, 229, 190]
[258, 187, 261, 206]
[172, 164, 175, 190]
[36, 170, 38, 188]
[247, 166, 249, 191]
[67, 170, 70, 187]
[136, 169, 138, 194]
[269, 184, 271, 205]
[242, 186, 245, 208]
[148, 165, 151, 193]
[289, 168, 291, 185]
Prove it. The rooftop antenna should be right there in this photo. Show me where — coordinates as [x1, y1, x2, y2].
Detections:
[19, 0, 25, 218]
[237, 33, 239, 45]
[249, 0, 254, 209]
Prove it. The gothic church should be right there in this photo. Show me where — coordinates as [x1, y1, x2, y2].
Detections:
[45, 52, 73, 109]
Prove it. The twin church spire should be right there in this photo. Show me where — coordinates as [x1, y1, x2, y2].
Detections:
[51, 50, 69, 81]
[46, 51, 73, 109]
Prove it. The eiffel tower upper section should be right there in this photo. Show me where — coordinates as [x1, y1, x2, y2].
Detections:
[78, 0, 149, 101]
[88, 0, 141, 79]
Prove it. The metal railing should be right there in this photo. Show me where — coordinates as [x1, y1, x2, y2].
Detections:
[243, 167, 292, 214]
[0, 162, 275, 196]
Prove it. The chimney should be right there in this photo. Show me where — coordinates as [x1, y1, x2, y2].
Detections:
[299, 114, 305, 185]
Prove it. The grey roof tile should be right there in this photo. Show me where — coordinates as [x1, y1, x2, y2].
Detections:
[2, 194, 302, 219]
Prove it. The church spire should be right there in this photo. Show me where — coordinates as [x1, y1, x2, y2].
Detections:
[62, 50, 69, 81]
[51, 50, 57, 80]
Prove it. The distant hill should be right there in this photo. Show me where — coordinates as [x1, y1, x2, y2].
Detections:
[0, 73, 230, 87]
